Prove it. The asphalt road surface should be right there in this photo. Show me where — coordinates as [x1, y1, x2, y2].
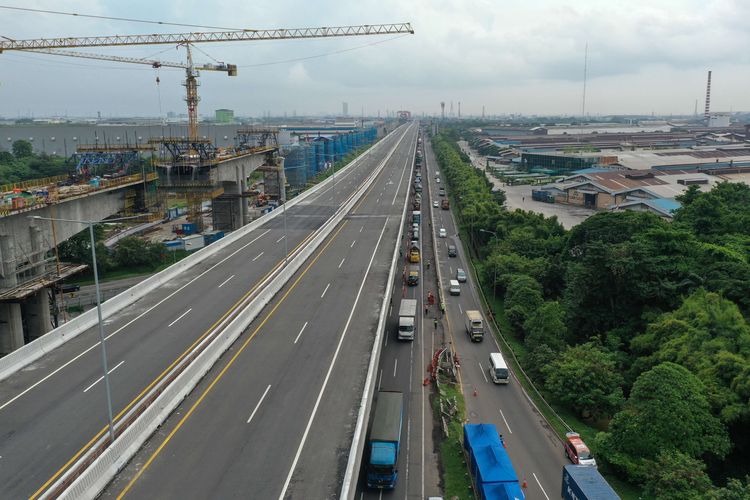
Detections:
[356, 130, 442, 500]
[0, 124, 412, 499]
[101, 123, 421, 498]
[428, 135, 568, 499]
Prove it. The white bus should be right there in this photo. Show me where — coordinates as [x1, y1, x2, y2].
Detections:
[489, 353, 510, 384]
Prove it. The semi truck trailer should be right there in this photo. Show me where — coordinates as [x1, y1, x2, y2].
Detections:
[366, 391, 404, 489]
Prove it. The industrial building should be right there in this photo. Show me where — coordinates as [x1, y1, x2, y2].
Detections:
[214, 109, 235, 123]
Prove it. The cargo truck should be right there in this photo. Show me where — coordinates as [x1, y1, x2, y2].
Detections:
[398, 299, 417, 340]
[407, 267, 419, 286]
[409, 246, 420, 263]
[463, 424, 524, 500]
[465, 310, 484, 341]
[366, 391, 404, 489]
[562, 465, 620, 500]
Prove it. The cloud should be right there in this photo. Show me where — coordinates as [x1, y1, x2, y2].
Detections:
[0, 0, 748, 116]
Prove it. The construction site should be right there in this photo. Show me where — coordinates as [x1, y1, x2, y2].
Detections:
[0, 22, 413, 354]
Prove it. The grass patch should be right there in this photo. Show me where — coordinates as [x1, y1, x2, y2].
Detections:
[434, 382, 474, 499]
[66, 305, 83, 314]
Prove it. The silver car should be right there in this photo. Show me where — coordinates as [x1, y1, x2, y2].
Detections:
[456, 268, 467, 282]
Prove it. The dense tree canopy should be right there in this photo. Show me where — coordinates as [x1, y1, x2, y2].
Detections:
[433, 129, 750, 493]
[0, 140, 72, 184]
[595, 362, 729, 482]
[543, 341, 624, 420]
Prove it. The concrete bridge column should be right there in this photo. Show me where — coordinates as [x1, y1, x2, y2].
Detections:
[0, 302, 24, 354]
[29, 224, 45, 278]
[236, 163, 247, 228]
[25, 290, 51, 342]
[0, 234, 18, 288]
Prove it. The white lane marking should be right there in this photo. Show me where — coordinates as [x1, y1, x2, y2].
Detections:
[499, 408, 513, 434]
[168, 308, 193, 328]
[276, 235, 286, 243]
[246, 385, 272, 424]
[294, 322, 308, 344]
[479, 362, 489, 383]
[459, 303, 463, 315]
[83, 360, 125, 393]
[252, 251, 264, 262]
[217, 274, 235, 288]
[378, 369, 383, 391]
[449, 266, 453, 275]
[321, 283, 331, 298]
[0, 228, 273, 413]
[338, 257, 346, 269]
[350, 240, 356, 248]
[359, 225, 364, 232]
[393, 358, 398, 378]
[392, 141, 411, 206]
[533, 472, 550, 500]
[278, 217, 390, 500]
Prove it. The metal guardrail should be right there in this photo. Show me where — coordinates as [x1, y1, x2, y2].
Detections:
[439, 138, 573, 437]
[0, 174, 70, 193]
[58, 123, 412, 500]
[340, 124, 416, 500]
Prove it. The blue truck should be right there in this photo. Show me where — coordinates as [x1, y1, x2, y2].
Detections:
[366, 391, 403, 489]
[463, 423, 524, 500]
[561, 464, 620, 500]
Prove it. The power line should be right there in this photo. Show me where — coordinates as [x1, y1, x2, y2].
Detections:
[241, 34, 408, 68]
[0, 4, 249, 31]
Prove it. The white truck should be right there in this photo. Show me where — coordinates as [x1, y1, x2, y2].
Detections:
[465, 310, 484, 342]
[398, 299, 417, 341]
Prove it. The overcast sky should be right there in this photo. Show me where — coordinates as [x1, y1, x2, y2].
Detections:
[0, 0, 748, 118]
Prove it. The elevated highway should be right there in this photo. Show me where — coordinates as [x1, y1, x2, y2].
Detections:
[0, 124, 413, 499]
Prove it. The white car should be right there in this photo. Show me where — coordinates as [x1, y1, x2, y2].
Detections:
[433, 200, 439, 207]
[439, 228, 447, 238]
[435, 171, 440, 177]
[436, 178, 441, 184]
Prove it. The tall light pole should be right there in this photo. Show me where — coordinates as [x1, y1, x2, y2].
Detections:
[282, 199, 289, 265]
[479, 228, 498, 300]
[31, 214, 143, 444]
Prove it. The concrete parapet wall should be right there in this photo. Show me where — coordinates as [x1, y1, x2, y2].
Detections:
[0, 126, 402, 382]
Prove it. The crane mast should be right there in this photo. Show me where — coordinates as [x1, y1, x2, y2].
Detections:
[1, 22, 414, 143]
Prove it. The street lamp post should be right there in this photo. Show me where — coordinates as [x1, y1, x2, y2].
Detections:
[282, 199, 288, 264]
[31, 214, 143, 444]
[479, 228, 498, 300]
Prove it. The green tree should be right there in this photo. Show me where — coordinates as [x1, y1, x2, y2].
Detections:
[630, 289, 750, 424]
[595, 362, 730, 483]
[523, 300, 567, 351]
[57, 225, 113, 272]
[114, 237, 165, 269]
[503, 274, 543, 334]
[708, 476, 750, 499]
[543, 342, 623, 419]
[642, 450, 712, 500]
[12, 139, 33, 158]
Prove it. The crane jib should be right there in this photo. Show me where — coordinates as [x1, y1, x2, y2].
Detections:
[0, 23, 414, 51]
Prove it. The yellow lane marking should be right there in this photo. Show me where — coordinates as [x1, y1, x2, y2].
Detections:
[30, 229, 317, 500]
[117, 221, 349, 498]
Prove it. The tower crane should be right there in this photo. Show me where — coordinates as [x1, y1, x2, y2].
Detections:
[0, 23, 414, 142]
